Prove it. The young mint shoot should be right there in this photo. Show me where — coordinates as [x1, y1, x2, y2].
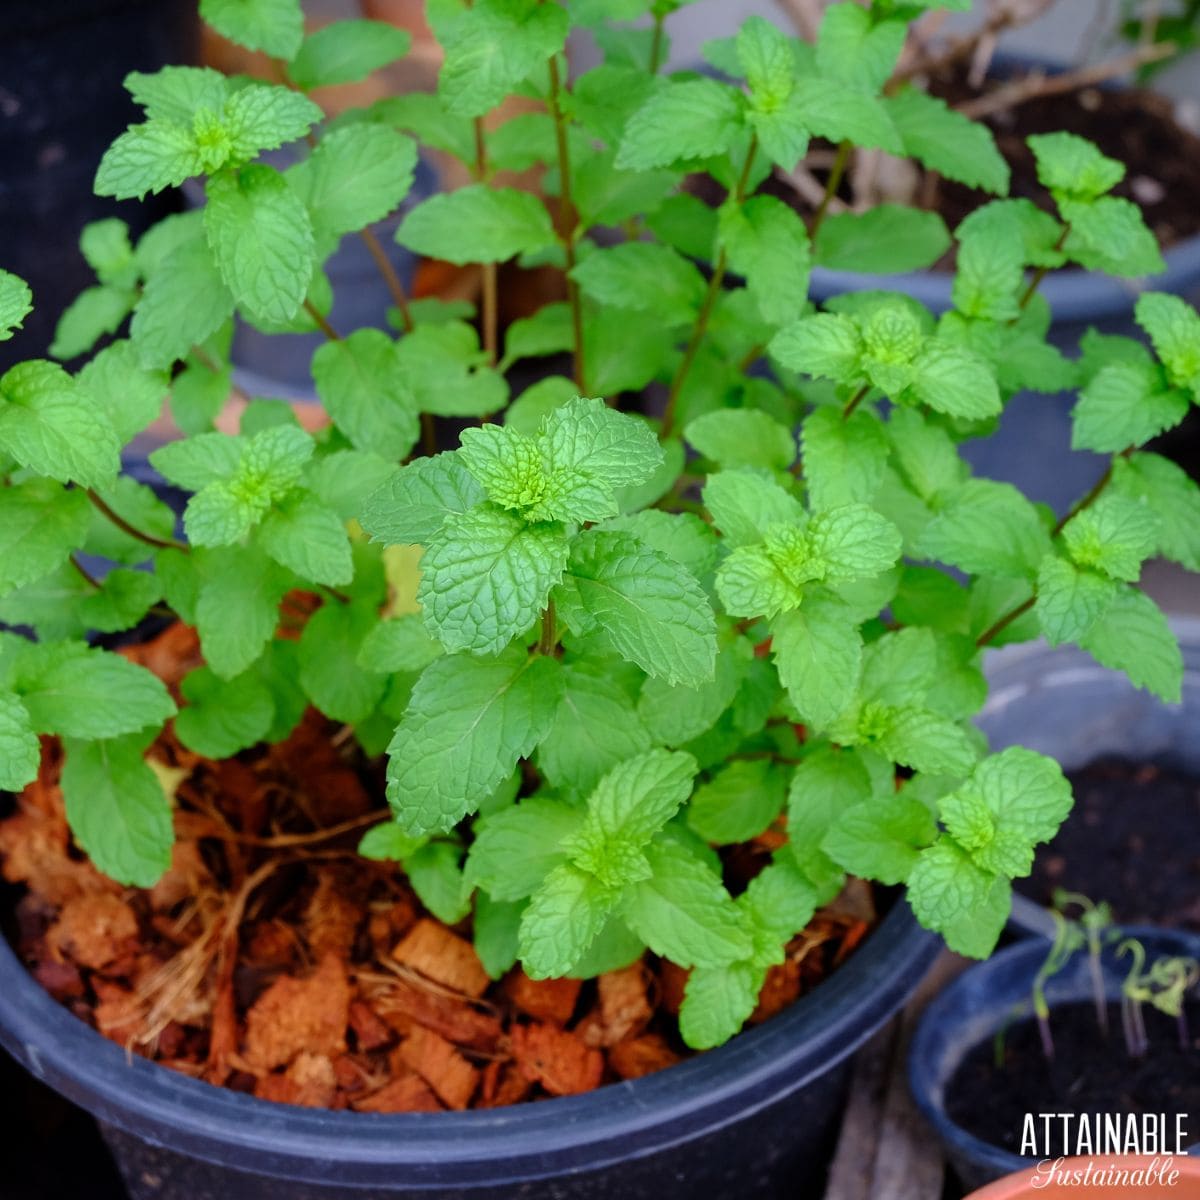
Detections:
[0, 0, 1196, 1054]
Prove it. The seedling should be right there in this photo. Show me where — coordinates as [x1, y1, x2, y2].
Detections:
[1118, 938, 1153, 1058]
[1053, 890, 1116, 1037]
[1031, 909, 1084, 1060]
[0, 0, 1198, 1052]
[1147, 955, 1199, 1050]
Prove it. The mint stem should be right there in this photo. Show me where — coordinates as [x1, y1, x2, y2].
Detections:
[810, 139, 851, 240]
[86, 489, 185, 552]
[360, 226, 414, 333]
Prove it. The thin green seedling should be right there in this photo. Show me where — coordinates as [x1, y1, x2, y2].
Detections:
[1147, 955, 1199, 1051]
[1053, 890, 1117, 1038]
[1031, 909, 1085, 1061]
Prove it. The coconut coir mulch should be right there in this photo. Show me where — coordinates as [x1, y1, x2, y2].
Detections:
[0, 620, 873, 1114]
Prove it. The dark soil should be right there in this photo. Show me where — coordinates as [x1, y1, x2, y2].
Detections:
[946, 1001, 1200, 1158]
[1015, 759, 1200, 931]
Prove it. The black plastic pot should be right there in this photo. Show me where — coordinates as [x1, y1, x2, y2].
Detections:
[0, 898, 936, 1199]
[0, 0, 198, 370]
[977, 617, 1200, 940]
[908, 926, 1200, 1192]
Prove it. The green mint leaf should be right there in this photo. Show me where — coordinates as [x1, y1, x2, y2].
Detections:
[822, 793, 936, 885]
[553, 529, 717, 686]
[957, 197, 1066, 269]
[917, 480, 1051, 578]
[204, 165, 315, 325]
[721, 196, 811, 326]
[289, 19, 412, 89]
[387, 649, 561, 836]
[518, 862, 617, 979]
[0, 481, 90, 597]
[15, 643, 175, 738]
[290, 125, 417, 242]
[419, 506, 569, 655]
[0, 270, 33, 341]
[809, 504, 902, 579]
[1112, 452, 1200, 571]
[395, 323, 508, 419]
[406, 842, 472, 925]
[538, 660, 651, 796]
[312, 328, 419, 459]
[684, 408, 795, 472]
[0, 360, 120, 490]
[907, 839, 1011, 958]
[1060, 196, 1164, 278]
[702, 468, 806, 548]
[952, 233, 1023, 322]
[257, 490, 353, 587]
[909, 341, 1001, 420]
[813, 205, 949, 273]
[131, 227, 235, 369]
[886, 88, 1009, 195]
[124, 66, 228, 125]
[1061, 494, 1159, 583]
[625, 837, 751, 967]
[358, 821, 426, 862]
[736, 16, 795, 108]
[1079, 586, 1182, 703]
[49, 286, 134, 362]
[369, 91, 476, 162]
[360, 454, 484, 546]
[466, 795, 581, 901]
[199, 0, 304, 58]
[678, 960, 762, 1051]
[193, 545, 293, 678]
[1034, 555, 1119, 646]
[76, 568, 163, 635]
[603, 510, 719, 581]
[878, 707, 976, 776]
[1072, 361, 1188, 453]
[396, 185, 557, 265]
[802, 407, 888, 508]
[887, 408, 965, 504]
[61, 734, 173, 888]
[473, 893, 526, 980]
[437, 0, 568, 118]
[787, 745, 869, 891]
[175, 665, 273, 757]
[790, 76, 901, 153]
[299, 601, 388, 723]
[1135, 292, 1200, 395]
[637, 637, 750, 746]
[77, 342, 168, 443]
[816, 3, 905, 91]
[939, 746, 1072, 873]
[501, 303, 574, 369]
[571, 242, 707, 328]
[540, 397, 664, 496]
[1027, 131, 1124, 201]
[357, 614, 441, 675]
[94, 120, 203, 200]
[151, 431, 244, 491]
[769, 312, 862, 384]
[772, 593, 862, 728]
[688, 759, 788, 844]
[0, 692, 39, 792]
[616, 78, 743, 171]
[223, 83, 323, 161]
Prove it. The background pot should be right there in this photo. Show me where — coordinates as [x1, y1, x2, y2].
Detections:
[0, 0, 199, 371]
[978, 617, 1200, 940]
[0, 898, 937, 1199]
[908, 926, 1200, 1193]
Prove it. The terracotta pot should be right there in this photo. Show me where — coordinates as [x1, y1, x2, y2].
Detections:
[965, 1155, 1200, 1198]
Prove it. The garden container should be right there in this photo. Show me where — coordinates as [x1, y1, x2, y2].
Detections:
[978, 617, 1200, 939]
[0, 899, 937, 1199]
[908, 927, 1200, 1193]
[0, 0, 198, 370]
[964, 1154, 1200, 1199]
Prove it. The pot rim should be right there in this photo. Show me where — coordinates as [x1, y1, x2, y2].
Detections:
[0, 890, 938, 1186]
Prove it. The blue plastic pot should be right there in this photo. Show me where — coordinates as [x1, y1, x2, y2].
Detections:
[908, 926, 1200, 1193]
[0, 898, 938, 1199]
[977, 617, 1200, 940]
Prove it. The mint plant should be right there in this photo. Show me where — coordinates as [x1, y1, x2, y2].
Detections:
[2, 0, 1198, 1055]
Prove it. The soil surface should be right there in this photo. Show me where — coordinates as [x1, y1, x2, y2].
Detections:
[0, 620, 874, 1116]
[1016, 759, 1200, 931]
[947, 1000, 1200, 1158]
